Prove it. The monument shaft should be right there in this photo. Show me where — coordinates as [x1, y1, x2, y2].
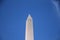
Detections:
[25, 15, 34, 40]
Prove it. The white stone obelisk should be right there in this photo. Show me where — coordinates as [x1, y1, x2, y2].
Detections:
[25, 14, 34, 40]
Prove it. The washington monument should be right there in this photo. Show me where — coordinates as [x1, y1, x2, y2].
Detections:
[25, 14, 34, 40]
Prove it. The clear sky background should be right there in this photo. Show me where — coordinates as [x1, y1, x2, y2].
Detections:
[0, 0, 60, 40]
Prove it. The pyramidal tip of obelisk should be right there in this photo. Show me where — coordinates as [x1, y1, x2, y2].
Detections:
[28, 14, 32, 18]
[27, 14, 32, 20]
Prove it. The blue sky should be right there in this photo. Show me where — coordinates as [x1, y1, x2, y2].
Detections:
[0, 0, 60, 40]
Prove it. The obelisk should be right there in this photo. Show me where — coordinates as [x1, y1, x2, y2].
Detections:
[25, 14, 34, 40]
